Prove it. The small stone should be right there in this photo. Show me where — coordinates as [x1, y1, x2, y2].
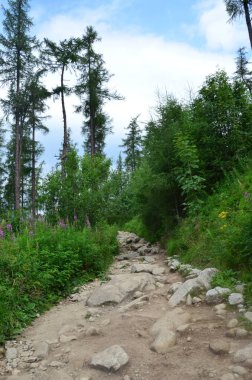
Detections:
[187, 336, 192, 342]
[228, 293, 244, 305]
[216, 309, 227, 316]
[209, 340, 230, 355]
[231, 366, 248, 376]
[235, 328, 248, 339]
[90, 345, 129, 371]
[152, 267, 165, 276]
[123, 376, 131, 380]
[33, 342, 49, 361]
[150, 330, 176, 353]
[227, 319, 239, 329]
[59, 335, 77, 343]
[155, 282, 164, 288]
[133, 291, 144, 299]
[100, 318, 111, 327]
[192, 297, 202, 304]
[176, 324, 190, 333]
[213, 303, 226, 311]
[78, 376, 92, 380]
[6, 348, 18, 361]
[85, 327, 101, 336]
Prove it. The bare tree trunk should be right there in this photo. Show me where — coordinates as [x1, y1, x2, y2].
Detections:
[61, 64, 68, 162]
[243, 1, 252, 49]
[31, 123, 36, 220]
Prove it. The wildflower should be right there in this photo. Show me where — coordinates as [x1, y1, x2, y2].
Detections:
[220, 224, 227, 231]
[218, 211, 228, 219]
[244, 192, 250, 198]
[29, 231, 34, 236]
[6, 223, 12, 231]
[0, 229, 4, 238]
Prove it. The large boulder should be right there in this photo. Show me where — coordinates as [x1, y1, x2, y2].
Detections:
[168, 268, 218, 307]
[87, 273, 155, 306]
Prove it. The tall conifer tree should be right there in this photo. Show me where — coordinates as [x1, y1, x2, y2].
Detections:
[0, 0, 37, 210]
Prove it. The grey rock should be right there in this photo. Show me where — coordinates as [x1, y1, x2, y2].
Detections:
[167, 282, 182, 295]
[150, 307, 191, 353]
[168, 259, 180, 272]
[85, 327, 101, 336]
[231, 366, 248, 376]
[228, 293, 244, 305]
[87, 273, 154, 306]
[233, 343, 252, 363]
[6, 347, 18, 361]
[150, 330, 176, 353]
[227, 319, 239, 329]
[244, 311, 252, 323]
[144, 256, 156, 263]
[206, 287, 231, 304]
[90, 345, 129, 371]
[33, 342, 49, 361]
[168, 268, 218, 307]
[209, 340, 230, 355]
[131, 263, 164, 275]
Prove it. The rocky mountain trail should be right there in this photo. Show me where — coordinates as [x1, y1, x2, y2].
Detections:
[0, 231, 252, 380]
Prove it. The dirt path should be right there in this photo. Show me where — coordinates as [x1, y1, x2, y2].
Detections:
[0, 232, 251, 380]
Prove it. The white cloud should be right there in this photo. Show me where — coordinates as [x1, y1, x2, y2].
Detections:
[195, 0, 248, 51]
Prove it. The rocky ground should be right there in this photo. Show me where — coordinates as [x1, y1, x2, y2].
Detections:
[0, 231, 252, 380]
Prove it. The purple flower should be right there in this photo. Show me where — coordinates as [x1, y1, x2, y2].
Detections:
[59, 220, 67, 229]
[0, 229, 4, 238]
[6, 223, 12, 231]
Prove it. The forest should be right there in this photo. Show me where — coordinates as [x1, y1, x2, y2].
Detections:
[0, 0, 252, 343]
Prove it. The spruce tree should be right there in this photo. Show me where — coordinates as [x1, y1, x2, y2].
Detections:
[0, 0, 37, 210]
[121, 115, 142, 172]
[234, 47, 252, 92]
[75, 26, 122, 156]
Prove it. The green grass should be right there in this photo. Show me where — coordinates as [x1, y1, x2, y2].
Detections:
[167, 161, 252, 305]
[0, 222, 118, 343]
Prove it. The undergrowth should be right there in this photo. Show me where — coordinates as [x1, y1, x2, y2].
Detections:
[167, 162, 252, 305]
[0, 222, 118, 343]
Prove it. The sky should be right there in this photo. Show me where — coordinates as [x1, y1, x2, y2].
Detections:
[0, 0, 251, 172]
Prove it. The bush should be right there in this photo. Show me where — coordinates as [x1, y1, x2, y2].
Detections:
[0, 222, 118, 343]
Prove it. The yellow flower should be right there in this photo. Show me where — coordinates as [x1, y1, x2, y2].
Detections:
[218, 211, 228, 219]
[220, 224, 227, 231]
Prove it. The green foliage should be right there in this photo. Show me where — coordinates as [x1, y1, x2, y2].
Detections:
[211, 270, 238, 290]
[121, 115, 142, 172]
[173, 131, 205, 213]
[123, 216, 156, 242]
[167, 160, 252, 304]
[0, 222, 118, 343]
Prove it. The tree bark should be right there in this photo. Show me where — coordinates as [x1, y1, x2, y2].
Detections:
[243, 1, 252, 49]
[31, 122, 36, 220]
[61, 64, 68, 162]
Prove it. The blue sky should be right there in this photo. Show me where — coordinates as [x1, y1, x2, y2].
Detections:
[0, 0, 250, 171]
